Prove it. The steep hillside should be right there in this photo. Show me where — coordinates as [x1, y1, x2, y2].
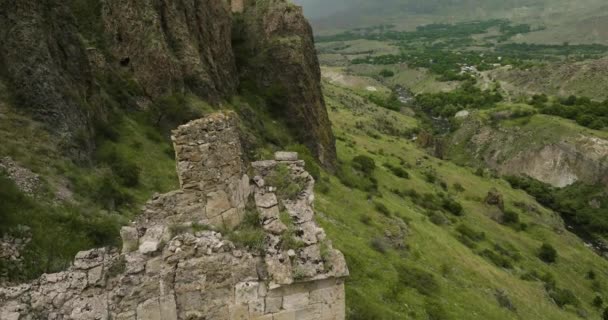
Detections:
[315, 81, 608, 319]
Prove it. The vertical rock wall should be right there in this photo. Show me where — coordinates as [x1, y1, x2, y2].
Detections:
[0, 113, 348, 319]
[235, 0, 338, 168]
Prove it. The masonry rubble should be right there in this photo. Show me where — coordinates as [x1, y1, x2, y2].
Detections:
[0, 112, 348, 320]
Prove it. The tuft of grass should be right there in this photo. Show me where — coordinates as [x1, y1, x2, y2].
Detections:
[266, 164, 305, 201]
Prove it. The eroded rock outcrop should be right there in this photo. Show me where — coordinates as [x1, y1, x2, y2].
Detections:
[0, 0, 95, 156]
[0, 112, 348, 320]
[235, 0, 337, 168]
[449, 116, 608, 188]
[101, 0, 238, 102]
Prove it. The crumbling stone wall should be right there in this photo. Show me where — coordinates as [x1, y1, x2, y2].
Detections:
[0, 112, 348, 320]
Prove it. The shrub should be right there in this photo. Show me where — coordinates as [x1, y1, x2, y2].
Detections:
[352, 155, 376, 175]
[588, 270, 597, 280]
[374, 201, 391, 216]
[594, 295, 604, 308]
[337, 160, 378, 193]
[379, 69, 395, 78]
[604, 307, 608, 320]
[549, 288, 580, 308]
[227, 211, 265, 253]
[495, 290, 516, 311]
[425, 300, 449, 320]
[266, 164, 305, 200]
[96, 174, 134, 210]
[456, 224, 485, 247]
[287, 144, 322, 180]
[360, 214, 372, 225]
[442, 198, 464, 216]
[397, 265, 441, 296]
[107, 256, 127, 278]
[429, 211, 449, 226]
[383, 163, 410, 179]
[370, 237, 390, 254]
[502, 210, 520, 225]
[98, 147, 141, 187]
[281, 227, 306, 251]
[480, 249, 513, 269]
[538, 243, 557, 263]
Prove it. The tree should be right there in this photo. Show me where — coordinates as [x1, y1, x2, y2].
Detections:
[538, 243, 557, 263]
[593, 295, 604, 308]
[379, 69, 395, 78]
[352, 155, 376, 175]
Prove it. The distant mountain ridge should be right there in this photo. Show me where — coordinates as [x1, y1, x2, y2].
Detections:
[295, 0, 608, 44]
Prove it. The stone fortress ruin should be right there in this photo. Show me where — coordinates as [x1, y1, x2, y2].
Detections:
[0, 112, 348, 320]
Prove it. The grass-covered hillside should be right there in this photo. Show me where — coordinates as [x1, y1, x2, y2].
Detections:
[315, 81, 608, 319]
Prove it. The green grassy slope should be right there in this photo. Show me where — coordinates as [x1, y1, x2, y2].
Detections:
[314, 81, 608, 319]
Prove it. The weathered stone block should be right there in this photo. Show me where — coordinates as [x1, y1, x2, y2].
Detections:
[282, 291, 309, 310]
[255, 192, 278, 209]
[235, 281, 259, 305]
[206, 190, 232, 218]
[272, 311, 296, 320]
[229, 304, 249, 320]
[137, 298, 161, 320]
[265, 296, 282, 313]
[120, 227, 139, 253]
[160, 294, 178, 320]
[275, 152, 298, 161]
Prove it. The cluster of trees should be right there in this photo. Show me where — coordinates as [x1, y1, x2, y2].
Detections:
[530, 94, 608, 130]
[415, 81, 503, 118]
[505, 175, 608, 238]
[497, 43, 608, 60]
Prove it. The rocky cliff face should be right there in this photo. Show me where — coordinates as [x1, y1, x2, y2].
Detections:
[235, 0, 337, 168]
[0, 0, 96, 158]
[0, 112, 348, 319]
[449, 116, 608, 187]
[0, 0, 336, 166]
[101, 0, 238, 102]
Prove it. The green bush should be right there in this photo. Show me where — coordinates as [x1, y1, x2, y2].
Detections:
[453, 183, 465, 192]
[456, 224, 485, 248]
[374, 201, 391, 216]
[397, 264, 441, 296]
[426, 300, 449, 320]
[337, 160, 378, 193]
[370, 237, 390, 254]
[98, 147, 141, 188]
[502, 210, 520, 225]
[549, 288, 579, 308]
[480, 249, 513, 269]
[495, 290, 516, 311]
[538, 243, 558, 263]
[352, 155, 376, 175]
[594, 295, 604, 308]
[379, 69, 395, 78]
[266, 164, 305, 200]
[429, 211, 449, 226]
[383, 163, 410, 179]
[227, 211, 265, 253]
[358, 214, 372, 226]
[442, 198, 464, 216]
